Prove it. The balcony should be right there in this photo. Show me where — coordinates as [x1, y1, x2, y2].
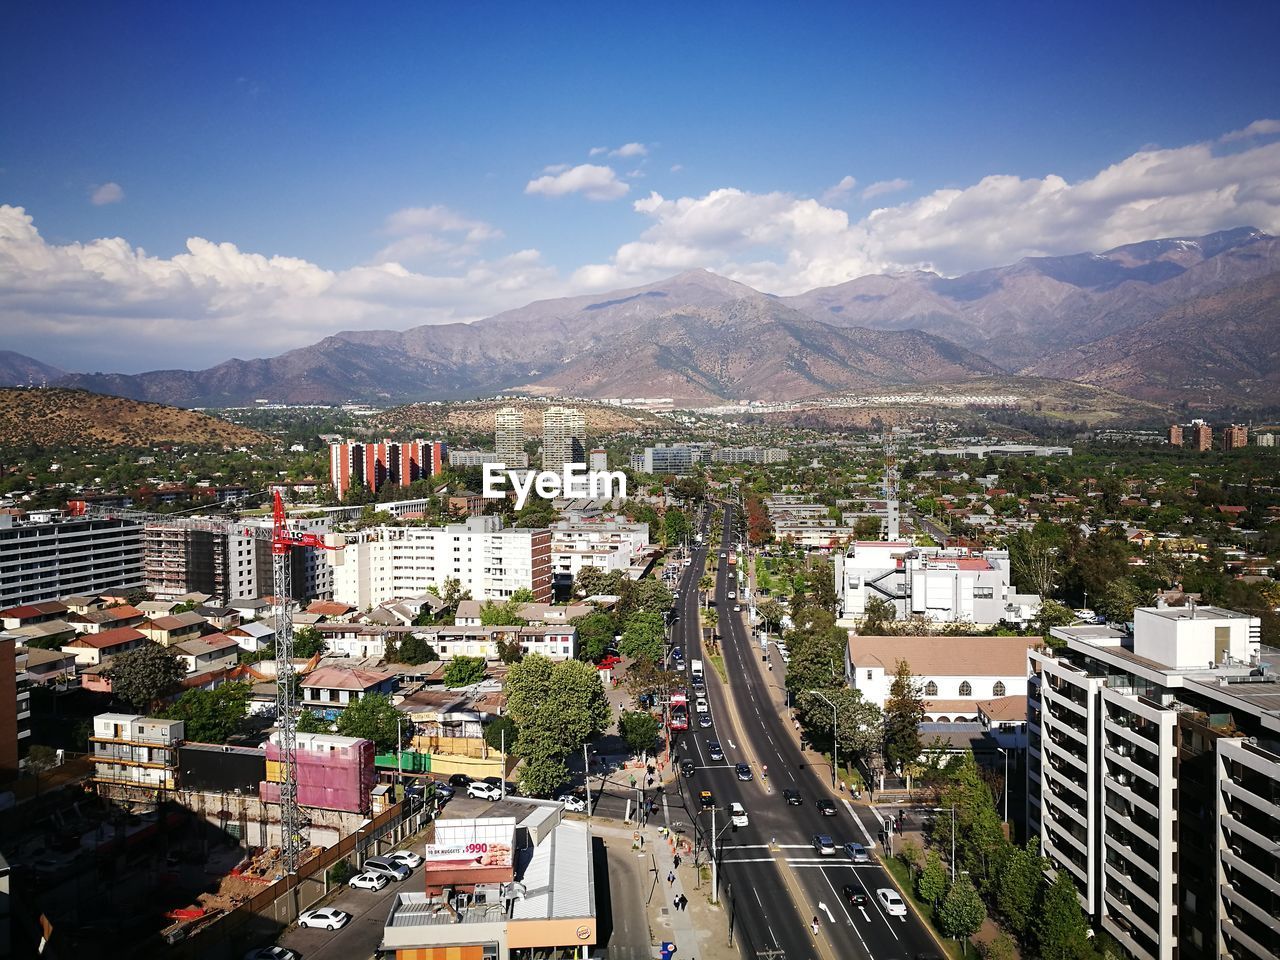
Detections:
[1103, 887, 1161, 947]
[1222, 884, 1280, 938]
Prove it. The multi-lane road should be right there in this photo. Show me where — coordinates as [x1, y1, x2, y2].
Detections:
[663, 503, 942, 960]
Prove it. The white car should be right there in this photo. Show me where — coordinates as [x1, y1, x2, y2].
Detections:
[298, 907, 352, 930]
[244, 948, 300, 960]
[877, 887, 907, 916]
[727, 591, 736, 600]
[557, 794, 587, 812]
[695, 698, 708, 713]
[386, 850, 424, 869]
[729, 802, 748, 827]
[348, 871, 389, 891]
[467, 781, 503, 801]
[734, 604, 741, 612]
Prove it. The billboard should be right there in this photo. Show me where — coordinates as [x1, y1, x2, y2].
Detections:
[423, 839, 513, 869]
[422, 817, 517, 891]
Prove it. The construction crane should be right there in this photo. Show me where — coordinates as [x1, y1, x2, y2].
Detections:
[70, 491, 334, 874]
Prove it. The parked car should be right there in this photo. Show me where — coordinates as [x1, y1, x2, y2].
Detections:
[681, 759, 696, 778]
[782, 789, 802, 805]
[708, 741, 724, 761]
[557, 794, 587, 813]
[386, 850, 424, 869]
[598, 654, 622, 669]
[841, 884, 869, 907]
[735, 762, 753, 781]
[812, 834, 836, 856]
[467, 781, 503, 801]
[448, 773, 473, 788]
[298, 907, 352, 930]
[815, 797, 837, 816]
[877, 888, 907, 916]
[244, 948, 301, 960]
[348, 871, 389, 891]
[844, 842, 870, 863]
[729, 802, 748, 827]
[362, 856, 410, 881]
[429, 782, 455, 800]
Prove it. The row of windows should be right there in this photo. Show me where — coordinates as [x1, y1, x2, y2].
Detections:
[922, 680, 1006, 698]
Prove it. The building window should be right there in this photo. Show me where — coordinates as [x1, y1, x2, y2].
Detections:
[973, 587, 994, 599]
[993, 681, 1006, 697]
[959, 681, 972, 697]
[924, 681, 938, 697]
[866, 670, 872, 680]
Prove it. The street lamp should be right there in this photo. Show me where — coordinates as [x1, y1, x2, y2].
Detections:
[996, 747, 1010, 827]
[924, 805, 959, 883]
[808, 690, 839, 790]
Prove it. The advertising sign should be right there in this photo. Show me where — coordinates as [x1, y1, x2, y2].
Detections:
[423, 839, 513, 870]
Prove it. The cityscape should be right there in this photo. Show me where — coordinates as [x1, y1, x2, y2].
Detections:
[2, 5, 1280, 960]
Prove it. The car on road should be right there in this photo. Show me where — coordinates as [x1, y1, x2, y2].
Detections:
[467, 781, 503, 801]
[298, 907, 352, 930]
[812, 834, 836, 856]
[733, 604, 741, 612]
[841, 884, 869, 907]
[720, 552, 727, 558]
[815, 797, 837, 816]
[707, 741, 724, 761]
[680, 759, 696, 778]
[387, 850, 425, 869]
[348, 871, 389, 891]
[448, 773, 473, 788]
[877, 888, 907, 916]
[699, 790, 715, 809]
[698, 713, 713, 728]
[244, 948, 301, 960]
[729, 802, 748, 827]
[727, 591, 736, 600]
[782, 788, 802, 805]
[695, 699, 708, 713]
[363, 856, 411, 881]
[735, 762, 753, 781]
[844, 842, 871, 863]
[557, 794, 587, 812]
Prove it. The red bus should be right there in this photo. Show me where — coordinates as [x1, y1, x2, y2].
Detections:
[669, 691, 689, 731]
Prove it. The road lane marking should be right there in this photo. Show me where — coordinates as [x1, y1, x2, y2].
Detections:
[845, 799, 878, 848]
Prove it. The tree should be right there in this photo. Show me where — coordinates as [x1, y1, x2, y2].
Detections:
[1035, 870, 1093, 960]
[572, 611, 618, 662]
[292, 626, 326, 659]
[757, 598, 785, 634]
[510, 587, 537, 604]
[161, 682, 251, 743]
[1096, 577, 1144, 625]
[574, 566, 616, 600]
[794, 687, 883, 765]
[480, 599, 529, 626]
[392, 634, 437, 665]
[443, 656, 488, 688]
[506, 656, 611, 795]
[438, 577, 471, 621]
[663, 508, 690, 547]
[335, 693, 403, 751]
[884, 659, 925, 771]
[296, 711, 331, 734]
[620, 611, 665, 665]
[1007, 528, 1061, 599]
[979, 933, 1017, 960]
[484, 714, 519, 753]
[1034, 599, 1077, 635]
[108, 644, 185, 711]
[623, 578, 673, 617]
[624, 660, 685, 703]
[861, 596, 896, 634]
[939, 876, 986, 953]
[619, 710, 660, 757]
[940, 752, 1007, 883]
[495, 635, 524, 664]
[996, 838, 1048, 939]
[917, 849, 947, 908]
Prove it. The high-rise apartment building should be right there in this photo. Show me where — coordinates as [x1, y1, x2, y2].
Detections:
[495, 407, 528, 468]
[0, 512, 144, 608]
[0, 633, 19, 781]
[1188, 419, 1213, 452]
[144, 524, 259, 602]
[330, 515, 552, 609]
[329, 439, 446, 499]
[1257, 433, 1276, 447]
[542, 407, 585, 472]
[1224, 424, 1249, 450]
[1028, 604, 1271, 960]
[1167, 424, 1183, 447]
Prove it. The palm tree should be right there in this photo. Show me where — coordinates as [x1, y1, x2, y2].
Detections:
[699, 574, 714, 609]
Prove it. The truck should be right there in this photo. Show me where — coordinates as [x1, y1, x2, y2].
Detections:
[690, 659, 704, 683]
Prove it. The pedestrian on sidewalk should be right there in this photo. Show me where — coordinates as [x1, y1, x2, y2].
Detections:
[811, 916, 819, 935]
[673, 853, 681, 869]
[679, 894, 688, 911]
[668, 870, 675, 885]
[673, 896, 680, 912]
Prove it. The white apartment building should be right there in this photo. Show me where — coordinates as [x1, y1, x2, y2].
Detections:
[495, 407, 529, 469]
[835, 540, 1040, 628]
[449, 449, 504, 469]
[329, 516, 552, 608]
[548, 517, 650, 581]
[709, 446, 790, 464]
[0, 513, 144, 608]
[845, 633, 1037, 722]
[1028, 604, 1272, 960]
[542, 406, 585, 473]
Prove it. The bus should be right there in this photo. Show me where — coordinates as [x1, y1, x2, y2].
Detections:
[669, 691, 689, 731]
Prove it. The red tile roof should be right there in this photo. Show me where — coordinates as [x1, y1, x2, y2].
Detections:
[66, 627, 146, 649]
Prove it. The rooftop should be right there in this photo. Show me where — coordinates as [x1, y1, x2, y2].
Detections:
[66, 627, 146, 648]
[301, 665, 397, 690]
[849, 634, 1038, 677]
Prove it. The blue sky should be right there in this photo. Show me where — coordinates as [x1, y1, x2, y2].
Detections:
[2, 1, 1279, 371]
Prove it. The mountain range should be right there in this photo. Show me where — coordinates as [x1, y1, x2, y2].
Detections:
[8, 226, 1279, 408]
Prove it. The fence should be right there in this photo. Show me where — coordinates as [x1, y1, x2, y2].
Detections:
[162, 795, 431, 958]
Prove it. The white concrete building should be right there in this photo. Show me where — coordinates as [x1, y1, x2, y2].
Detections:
[1028, 604, 1270, 960]
[0, 513, 144, 608]
[329, 516, 552, 608]
[548, 517, 650, 581]
[495, 407, 528, 469]
[845, 633, 1038, 722]
[542, 406, 585, 473]
[835, 540, 1039, 628]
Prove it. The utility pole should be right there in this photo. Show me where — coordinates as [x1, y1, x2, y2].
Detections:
[500, 727, 506, 800]
[997, 747, 1009, 826]
[584, 742, 593, 820]
[809, 690, 839, 790]
[711, 804, 719, 904]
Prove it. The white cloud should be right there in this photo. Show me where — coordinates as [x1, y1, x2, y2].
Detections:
[821, 175, 857, 204]
[1220, 119, 1280, 143]
[670, 164, 684, 174]
[524, 163, 629, 200]
[588, 146, 607, 157]
[611, 142, 648, 158]
[90, 182, 124, 205]
[861, 178, 911, 200]
[374, 205, 503, 266]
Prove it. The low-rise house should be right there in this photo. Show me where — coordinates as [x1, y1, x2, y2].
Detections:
[18, 646, 78, 689]
[62, 627, 148, 667]
[229, 598, 270, 621]
[139, 611, 207, 647]
[172, 634, 240, 675]
[61, 594, 108, 615]
[227, 620, 275, 653]
[11, 618, 78, 648]
[194, 605, 241, 631]
[420, 624, 578, 661]
[306, 600, 356, 620]
[1, 600, 69, 631]
[301, 665, 398, 719]
[454, 601, 593, 628]
[67, 604, 145, 634]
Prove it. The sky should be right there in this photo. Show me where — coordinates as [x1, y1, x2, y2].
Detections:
[2, 1, 1279, 373]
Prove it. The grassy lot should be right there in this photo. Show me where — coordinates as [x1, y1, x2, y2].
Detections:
[881, 855, 970, 960]
[708, 653, 728, 683]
